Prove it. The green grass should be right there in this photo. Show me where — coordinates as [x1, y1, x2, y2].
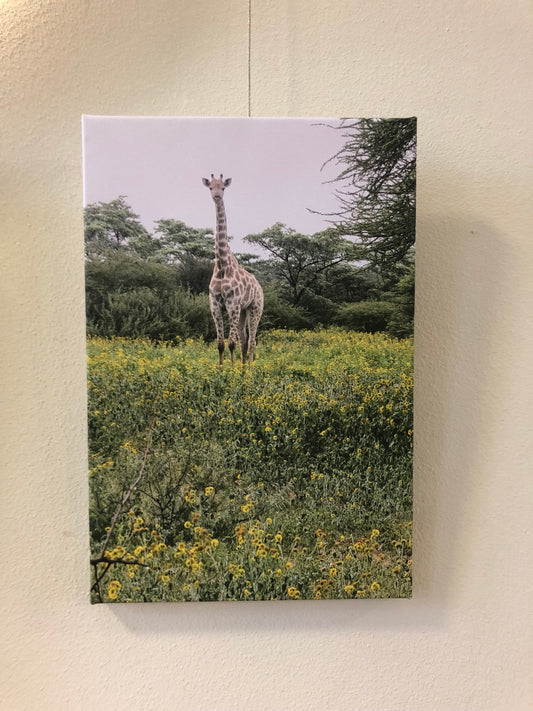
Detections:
[88, 329, 413, 602]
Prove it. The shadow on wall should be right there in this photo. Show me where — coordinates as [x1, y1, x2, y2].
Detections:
[104, 180, 513, 635]
[413, 212, 511, 614]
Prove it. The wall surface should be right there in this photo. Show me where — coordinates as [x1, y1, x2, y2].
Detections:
[1, 1, 532, 709]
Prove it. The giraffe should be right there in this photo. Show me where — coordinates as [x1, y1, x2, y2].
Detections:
[202, 174, 264, 368]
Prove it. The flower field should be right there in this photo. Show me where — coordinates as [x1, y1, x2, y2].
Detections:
[88, 330, 413, 602]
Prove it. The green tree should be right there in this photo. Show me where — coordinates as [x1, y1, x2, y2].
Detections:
[175, 254, 213, 294]
[386, 264, 415, 338]
[325, 117, 416, 267]
[153, 219, 214, 263]
[244, 223, 361, 305]
[84, 197, 153, 258]
[85, 252, 215, 342]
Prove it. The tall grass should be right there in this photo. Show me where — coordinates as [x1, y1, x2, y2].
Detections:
[88, 330, 413, 602]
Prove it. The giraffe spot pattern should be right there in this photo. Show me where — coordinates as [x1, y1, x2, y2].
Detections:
[205, 174, 264, 364]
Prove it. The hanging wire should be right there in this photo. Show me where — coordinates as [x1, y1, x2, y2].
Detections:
[248, 0, 252, 116]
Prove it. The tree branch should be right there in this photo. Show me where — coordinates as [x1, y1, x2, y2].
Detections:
[97, 417, 156, 561]
[90, 555, 148, 566]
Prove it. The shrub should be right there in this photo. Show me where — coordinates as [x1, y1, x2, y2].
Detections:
[87, 286, 215, 342]
[260, 287, 314, 330]
[386, 267, 415, 338]
[86, 253, 217, 342]
[335, 301, 395, 333]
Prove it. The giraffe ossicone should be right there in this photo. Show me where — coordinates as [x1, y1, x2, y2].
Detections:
[202, 174, 264, 368]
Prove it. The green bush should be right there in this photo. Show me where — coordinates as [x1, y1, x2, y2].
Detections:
[335, 301, 395, 332]
[87, 286, 215, 342]
[386, 267, 415, 338]
[260, 287, 315, 330]
[86, 253, 217, 342]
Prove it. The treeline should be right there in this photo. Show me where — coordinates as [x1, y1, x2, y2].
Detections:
[85, 197, 413, 342]
[85, 118, 416, 341]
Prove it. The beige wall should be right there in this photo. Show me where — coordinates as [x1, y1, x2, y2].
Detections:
[1, 1, 532, 709]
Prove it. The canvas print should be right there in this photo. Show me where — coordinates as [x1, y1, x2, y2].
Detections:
[84, 116, 415, 602]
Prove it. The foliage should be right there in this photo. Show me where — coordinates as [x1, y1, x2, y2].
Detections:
[86, 252, 215, 342]
[84, 153, 417, 342]
[94, 288, 215, 342]
[153, 219, 214, 262]
[335, 301, 395, 333]
[386, 264, 415, 339]
[244, 223, 362, 305]
[260, 285, 315, 330]
[325, 117, 417, 268]
[175, 255, 213, 295]
[84, 197, 152, 259]
[88, 330, 413, 602]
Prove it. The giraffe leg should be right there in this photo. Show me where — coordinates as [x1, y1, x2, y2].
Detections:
[209, 294, 225, 368]
[247, 303, 263, 367]
[238, 309, 249, 366]
[226, 302, 241, 366]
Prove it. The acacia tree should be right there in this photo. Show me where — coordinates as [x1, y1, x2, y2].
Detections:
[153, 219, 214, 262]
[325, 117, 417, 267]
[244, 223, 361, 305]
[84, 196, 152, 259]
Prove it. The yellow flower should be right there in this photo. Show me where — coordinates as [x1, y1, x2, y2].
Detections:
[370, 581, 381, 592]
[344, 584, 355, 595]
[184, 521, 192, 529]
[108, 580, 121, 600]
[370, 529, 380, 539]
[211, 539, 219, 548]
[256, 544, 268, 558]
[205, 486, 214, 497]
[287, 587, 300, 599]
[184, 489, 196, 504]
[274, 532, 282, 544]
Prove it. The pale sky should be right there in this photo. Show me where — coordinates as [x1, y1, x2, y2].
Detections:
[82, 116, 350, 254]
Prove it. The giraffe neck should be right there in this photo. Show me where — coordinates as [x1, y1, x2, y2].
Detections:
[214, 198, 234, 270]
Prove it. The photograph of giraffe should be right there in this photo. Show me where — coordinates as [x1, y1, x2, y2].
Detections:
[202, 173, 264, 369]
[84, 116, 415, 602]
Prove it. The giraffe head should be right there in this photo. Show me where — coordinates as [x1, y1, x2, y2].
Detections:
[202, 173, 232, 202]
